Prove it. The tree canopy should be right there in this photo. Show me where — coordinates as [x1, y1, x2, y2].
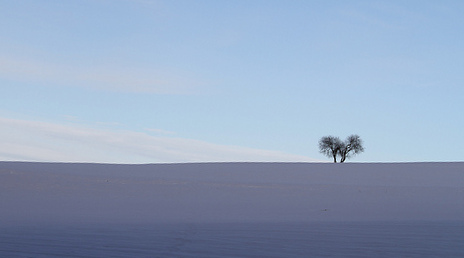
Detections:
[319, 135, 364, 163]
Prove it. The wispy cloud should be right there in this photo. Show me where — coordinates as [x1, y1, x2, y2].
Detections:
[0, 117, 319, 163]
[0, 54, 203, 94]
[144, 128, 176, 136]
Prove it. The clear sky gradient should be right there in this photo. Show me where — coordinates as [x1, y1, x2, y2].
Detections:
[1, 0, 463, 163]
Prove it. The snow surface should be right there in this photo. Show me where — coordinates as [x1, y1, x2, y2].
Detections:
[1, 162, 463, 225]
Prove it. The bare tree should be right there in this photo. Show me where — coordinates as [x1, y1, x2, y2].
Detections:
[319, 136, 343, 163]
[339, 134, 364, 163]
[319, 135, 364, 163]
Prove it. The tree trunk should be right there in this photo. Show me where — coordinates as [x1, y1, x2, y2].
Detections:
[340, 154, 346, 163]
[333, 155, 337, 163]
[340, 150, 347, 163]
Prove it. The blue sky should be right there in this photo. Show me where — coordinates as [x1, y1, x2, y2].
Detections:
[1, 0, 463, 163]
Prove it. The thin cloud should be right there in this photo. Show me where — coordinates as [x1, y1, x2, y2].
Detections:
[144, 128, 176, 135]
[0, 117, 319, 163]
[0, 54, 202, 94]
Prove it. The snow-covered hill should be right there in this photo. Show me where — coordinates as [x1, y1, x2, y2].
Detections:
[1, 162, 463, 225]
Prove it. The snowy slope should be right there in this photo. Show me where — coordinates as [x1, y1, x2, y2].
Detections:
[1, 162, 463, 225]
